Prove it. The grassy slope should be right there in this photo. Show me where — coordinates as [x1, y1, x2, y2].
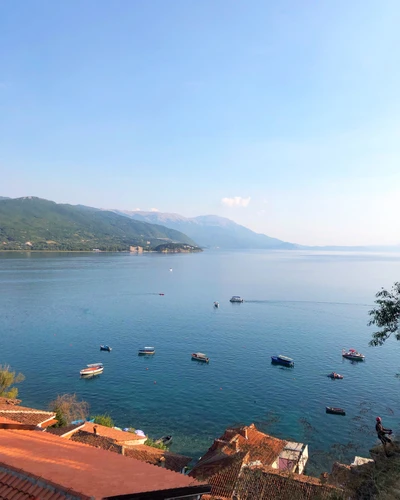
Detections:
[0, 198, 196, 250]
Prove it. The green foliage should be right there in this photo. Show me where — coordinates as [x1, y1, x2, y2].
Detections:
[368, 282, 400, 346]
[49, 394, 89, 425]
[153, 243, 202, 252]
[0, 364, 25, 398]
[54, 407, 67, 427]
[0, 197, 197, 251]
[92, 414, 114, 427]
[144, 438, 168, 450]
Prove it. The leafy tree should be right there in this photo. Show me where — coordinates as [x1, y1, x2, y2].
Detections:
[54, 407, 67, 427]
[0, 364, 25, 398]
[92, 414, 114, 427]
[49, 394, 89, 425]
[368, 282, 400, 346]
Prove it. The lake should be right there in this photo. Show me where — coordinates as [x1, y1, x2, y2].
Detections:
[1, 250, 400, 474]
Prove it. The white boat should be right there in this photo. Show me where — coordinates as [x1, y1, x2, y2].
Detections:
[80, 363, 104, 376]
[230, 296, 244, 303]
[138, 347, 155, 355]
[192, 352, 209, 363]
[342, 348, 365, 361]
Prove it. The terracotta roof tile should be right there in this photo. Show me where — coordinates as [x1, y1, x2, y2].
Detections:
[0, 462, 90, 500]
[0, 412, 55, 426]
[233, 467, 343, 500]
[124, 445, 192, 473]
[70, 430, 123, 453]
[190, 424, 286, 481]
[0, 399, 55, 427]
[46, 423, 85, 437]
[0, 429, 205, 498]
[80, 422, 145, 443]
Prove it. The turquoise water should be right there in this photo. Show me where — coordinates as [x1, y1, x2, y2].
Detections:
[1, 250, 400, 474]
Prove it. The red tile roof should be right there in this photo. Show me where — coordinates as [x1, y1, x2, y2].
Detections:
[80, 422, 145, 443]
[0, 397, 56, 427]
[0, 462, 91, 500]
[46, 423, 85, 438]
[232, 467, 342, 500]
[0, 429, 206, 498]
[189, 424, 334, 500]
[124, 445, 192, 473]
[70, 430, 123, 454]
[190, 423, 286, 481]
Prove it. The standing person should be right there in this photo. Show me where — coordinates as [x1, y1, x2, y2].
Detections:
[375, 417, 392, 453]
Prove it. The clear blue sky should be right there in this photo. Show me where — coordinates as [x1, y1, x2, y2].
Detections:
[1, 0, 399, 245]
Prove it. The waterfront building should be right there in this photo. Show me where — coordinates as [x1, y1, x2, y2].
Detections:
[189, 423, 338, 499]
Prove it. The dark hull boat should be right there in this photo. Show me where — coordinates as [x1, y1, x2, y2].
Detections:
[155, 435, 172, 446]
[326, 407, 346, 416]
[327, 372, 343, 379]
[100, 345, 112, 352]
[271, 355, 294, 367]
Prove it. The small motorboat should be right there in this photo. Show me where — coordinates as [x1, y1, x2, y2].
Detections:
[328, 372, 343, 379]
[80, 363, 104, 377]
[155, 435, 172, 446]
[342, 348, 365, 361]
[138, 347, 155, 355]
[230, 296, 244, 303]
[159, 293, 164, 296]
[326, 406, 346, 416]
[214, 301, 219, 308]
[271, 355, 294, 367]
[192, 352, 209, 363]
[100, 345, 112, 352]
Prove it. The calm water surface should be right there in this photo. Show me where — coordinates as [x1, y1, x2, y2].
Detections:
[1, 250, 400, 474]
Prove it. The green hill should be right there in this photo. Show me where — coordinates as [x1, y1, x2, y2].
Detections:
[0, 197, 197, 251]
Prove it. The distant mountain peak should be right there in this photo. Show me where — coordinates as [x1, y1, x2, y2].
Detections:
[113, 209, 296, 249]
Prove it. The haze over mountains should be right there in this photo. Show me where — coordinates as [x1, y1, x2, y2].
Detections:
[113, 210, 297, 249]
[0, 196, 398, 252]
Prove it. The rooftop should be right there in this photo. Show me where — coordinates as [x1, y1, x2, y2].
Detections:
[79, 422, 146, 443]
[0, 397, 56, 427]
[190, 423, 287, 481]
[125, 445, 192, 473]
[190, 424, 324, 500]
[0, 462, 91, 500]
[0, 429, 207, 499]
[232, 466, 342, 500]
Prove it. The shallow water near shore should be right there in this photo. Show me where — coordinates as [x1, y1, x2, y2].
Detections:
[1, 250, 400, 474]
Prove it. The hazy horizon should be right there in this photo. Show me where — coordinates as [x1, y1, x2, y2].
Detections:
[1, 1, 399, 245]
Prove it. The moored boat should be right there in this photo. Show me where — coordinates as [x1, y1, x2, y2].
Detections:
[155, 435, 172, 446]
[326, 406, 346, 416]
[230, 296, 244, 303]
[327, 372, 343, 379]
[80, 363, 104, 377]
[271, 355, 294, 367]
[100, 345, 112, 352]
[192, 352, 209, 363]
[342, 348, 365, 361]
[138, 347, 155, 355]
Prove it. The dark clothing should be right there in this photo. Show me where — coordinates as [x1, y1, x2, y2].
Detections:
[376, 422, 392, 445]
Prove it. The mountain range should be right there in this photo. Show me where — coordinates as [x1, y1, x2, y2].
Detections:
[1, 196, 399, 252]
[0, 197, 196, 251]
[113, 210, 297, 249]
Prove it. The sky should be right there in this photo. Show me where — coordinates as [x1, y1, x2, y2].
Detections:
[1, 0, 400, 246]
